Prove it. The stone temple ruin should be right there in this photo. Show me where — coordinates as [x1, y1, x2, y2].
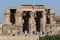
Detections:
[0, 4, 60, 37]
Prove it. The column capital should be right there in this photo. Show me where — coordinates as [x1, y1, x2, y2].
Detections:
[30, 11, 35, 17]
[42, 11, 46, 16]
[49, 9, 54, 15]
[43, 9, 47, 13]
[50, 9, 54, 13]
[5, 9, 10, 14]
[15, 11, 22, 17]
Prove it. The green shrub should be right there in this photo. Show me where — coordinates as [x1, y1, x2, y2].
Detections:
[39, 35, 60, 40]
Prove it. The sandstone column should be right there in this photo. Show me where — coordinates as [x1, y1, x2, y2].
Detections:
[50, 9, 54, 25]
[4, 9, 10, 25]
[40, 18, 43, 31]
[42, 11, 46, 35]
[29, 11, 36, 35]
[3, 8, 12, 34]
[49, 9, 55, 34]
[15, 11, 24, 35]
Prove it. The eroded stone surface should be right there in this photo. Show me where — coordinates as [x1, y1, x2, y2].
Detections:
[0, 4, 60, 40]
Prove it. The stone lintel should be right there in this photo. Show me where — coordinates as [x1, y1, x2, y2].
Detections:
[34, 5, 44, 9]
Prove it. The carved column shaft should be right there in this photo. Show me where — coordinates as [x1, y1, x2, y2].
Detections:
[40, 18, 43, 31]
[4, 9, 11, 25]
[50, 9, 54, 25]
[4, 13, 10, 25]
[50, 14, 54, 25]
[29, 12, 36, 33]
[15, 12, 23, 26]
[15, 12, 23, 34]
[42, 12, 46, 34]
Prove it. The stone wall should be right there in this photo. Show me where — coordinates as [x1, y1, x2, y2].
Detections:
[46, 24, 60, 35]
[1, 4, 58, 36]
[0, 35, 39, 40]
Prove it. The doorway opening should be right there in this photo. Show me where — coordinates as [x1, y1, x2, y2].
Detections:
[22, 11, 30, 34]
[46, 16, 50, 24]
[10, 9, 16, 24]
[35, 11, 43, 32]
[46, 9, 50, 24]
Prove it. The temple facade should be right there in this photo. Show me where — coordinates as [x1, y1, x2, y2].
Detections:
[0, 4, 60, 36]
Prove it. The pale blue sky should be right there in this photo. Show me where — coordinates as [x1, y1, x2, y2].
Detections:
[0, 0, 60, 23]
